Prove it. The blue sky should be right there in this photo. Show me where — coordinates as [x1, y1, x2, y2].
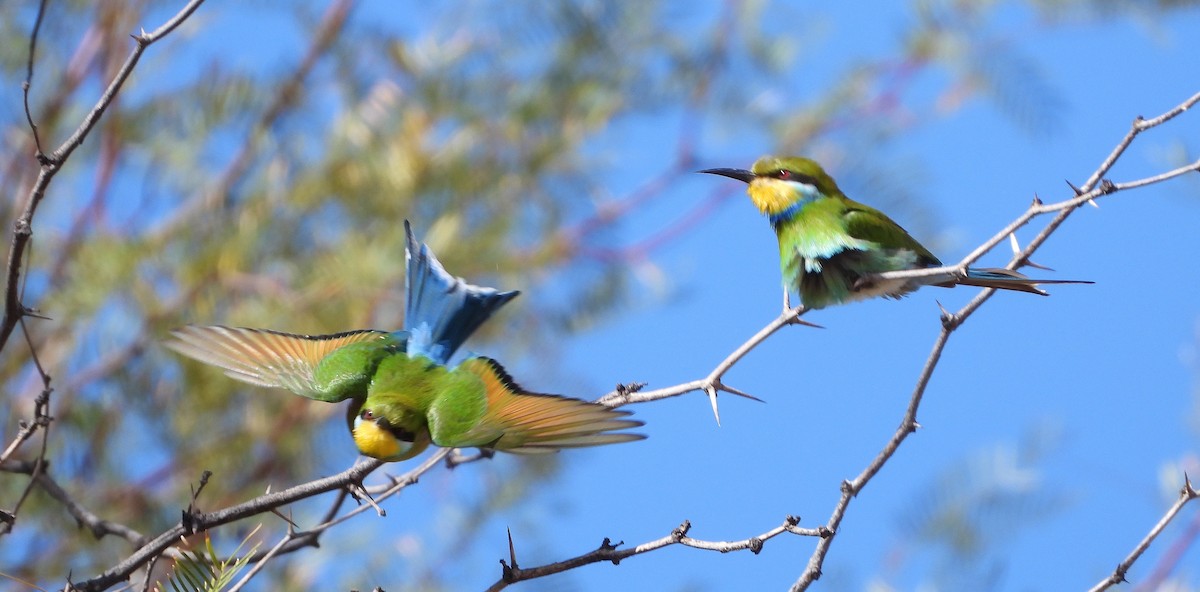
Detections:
[498, 5, 1200, 592]
[29, 1, 1199, 590]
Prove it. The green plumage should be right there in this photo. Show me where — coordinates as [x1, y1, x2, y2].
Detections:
[166, 223, 643, 463]
[701, 155, 1090, 309]
[167, 325, 644, 462]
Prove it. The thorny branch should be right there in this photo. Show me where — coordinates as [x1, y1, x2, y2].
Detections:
[785, 91, 1200, 591]
[68, 457, 383, 591]
[488, 90, 1200, 589]
[4, 2, 1197, 588]
[69, 91, 1195, 591]
[485, 516, 829, 591]
[0, 0, 206, 563]
[1, 0, 207, 352]
[1087, 476, 1200, 592]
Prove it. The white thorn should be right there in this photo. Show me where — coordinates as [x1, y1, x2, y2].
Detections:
[1008, 232, 1020, 255]
[705, 386, 721, 427]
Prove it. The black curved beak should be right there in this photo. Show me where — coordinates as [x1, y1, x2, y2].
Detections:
[698, 168, 756, 184]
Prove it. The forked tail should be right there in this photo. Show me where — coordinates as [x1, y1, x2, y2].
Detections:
[954, 267, 1093, 295]
[404, 221, 519, 364]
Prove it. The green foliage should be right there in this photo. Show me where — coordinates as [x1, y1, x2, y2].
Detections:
[158, 527, 262, 592]
[1, 0, 1196, 589]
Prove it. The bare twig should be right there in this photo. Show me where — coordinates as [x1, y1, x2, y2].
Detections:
[73, 449, 445, 591]
[22, 0, 48, 156]
[788, 91, 1200, 591]
[1, 0, 208, 352]
[1133, 505, 1200, 591]
[0, 388, 50, 468]
[0, 342, 53, 538]
[72, 457, 383, 591]
[1088, 476, 1200, 592]
[1, 460, 145, 544]
[485, 515, 827, 591]
[227, 521, 292, 592]
[597, 305, 814, 423]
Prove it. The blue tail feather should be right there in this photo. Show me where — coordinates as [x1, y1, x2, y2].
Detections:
[957, 267, 1092, 295]
[404, 221, 519, 364]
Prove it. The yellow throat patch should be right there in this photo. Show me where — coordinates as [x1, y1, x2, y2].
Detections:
[747, 178, 800, 215]
[353, 420, 405, 460]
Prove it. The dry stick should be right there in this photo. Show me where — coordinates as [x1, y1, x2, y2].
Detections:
[0, 388, 49, 467]
[0, 0, 206, 352]
[3, 317, 56, 519]
[0, 461, 144, 544]
[0, 351, 52, 538]
[226, 526, 294, 592]
[0, 1, 55, 530]
[470, 309, 828, 588]
[792, 327, 952, 590]
[78, 449, 446, 591]
[789, 91, 1200, 591]
[21, 0, 48, 156]
[99, 92, 1199, 590]
[485, 515, 828, 591]
[869, 89, 1200, 287]
[1134, 504, 1200, 591]
[145, 0, 358, 243]
[13, 0, 357, 575]
[1087, 477, 1200, 592]
[597, 304, 812, 421]
[71, 457, 383, 592]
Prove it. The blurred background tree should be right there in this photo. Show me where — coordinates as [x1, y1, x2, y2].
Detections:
[2, 0, 1198, 590]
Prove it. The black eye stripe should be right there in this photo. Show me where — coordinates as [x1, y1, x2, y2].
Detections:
[360, 409, 417, 443]
[769, 170, 819, 186]
[377, 417, 416, 442]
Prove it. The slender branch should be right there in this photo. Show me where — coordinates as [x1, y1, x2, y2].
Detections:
[485, 515, 827, 591]
[71, 457, 383, 591]
[22, 0, 48, 156]
[1, 460, 145, 544]
[227, 524, 293, 592]
[1087, 476, 1200, 592]
[0, 339, 53, 539]
[0, 388, 50, 468]
[788, 90, 1200, 591]
[597, 305, 812, 424]
[792, 326, 954, 589]
[49, 0, 205, 168]
[1134, 504, 1200, 591]
[74, 449, 445, 591]
[1, 0, 208, 352]
[1081, 91, 1200, 193]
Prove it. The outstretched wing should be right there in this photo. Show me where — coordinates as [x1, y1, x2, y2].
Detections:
[166, 325, 392, 401]
[434, 357, 644, 453]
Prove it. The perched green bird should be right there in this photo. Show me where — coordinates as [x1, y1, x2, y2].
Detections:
[166, 222, 644, 461]
[701, 155, 1091, 310]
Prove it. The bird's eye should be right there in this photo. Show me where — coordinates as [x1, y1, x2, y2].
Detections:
[777, 169, 792, 180]
[360, 409, 375, 421]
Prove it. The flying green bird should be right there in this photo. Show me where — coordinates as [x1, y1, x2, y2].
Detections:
[701, 155, 1091, 310]
[166, 222, 644, 461]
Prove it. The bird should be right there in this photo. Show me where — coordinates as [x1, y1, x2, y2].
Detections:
[166, 221, 644, 462]
[701, 155, 1091, 310]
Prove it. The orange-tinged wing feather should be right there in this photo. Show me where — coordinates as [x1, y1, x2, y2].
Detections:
[166, 325, 389, 398]
[452, 357, 644, 453]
